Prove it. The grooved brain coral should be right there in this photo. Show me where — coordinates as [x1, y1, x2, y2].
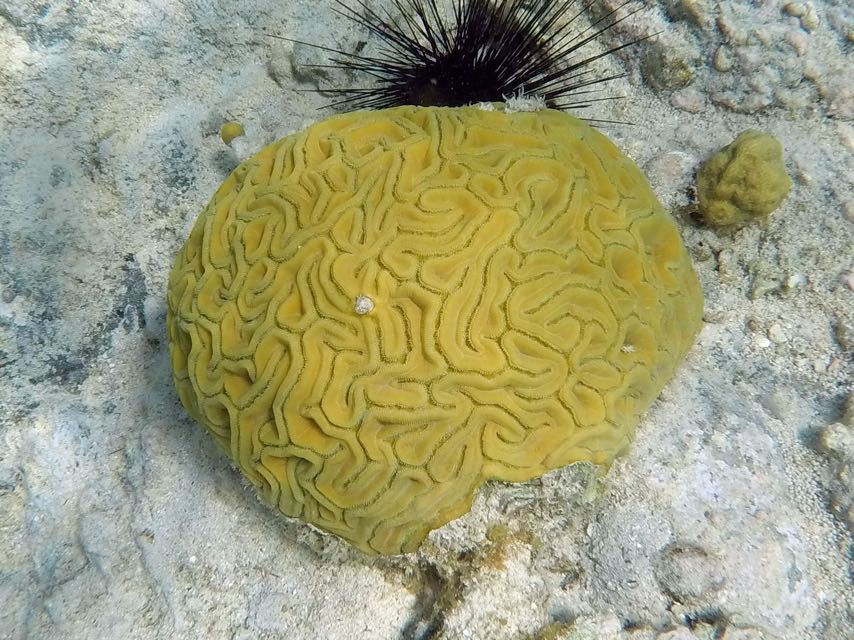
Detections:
[167, 105, 703, 554]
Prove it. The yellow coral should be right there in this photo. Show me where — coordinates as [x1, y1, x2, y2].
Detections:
[219, 120, 245, 144]
[167, 105, 703, 554]
[697, 129, 792, 227]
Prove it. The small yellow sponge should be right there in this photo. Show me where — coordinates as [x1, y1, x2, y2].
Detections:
[167, 105, 703, 554]
[219, 120, 245, 145]
[697, 129, 792, 227]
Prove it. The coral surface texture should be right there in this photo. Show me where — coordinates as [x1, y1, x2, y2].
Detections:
[167, 105, 703, 553]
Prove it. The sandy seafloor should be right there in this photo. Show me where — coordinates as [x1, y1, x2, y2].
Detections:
[0, 0, 852, 638]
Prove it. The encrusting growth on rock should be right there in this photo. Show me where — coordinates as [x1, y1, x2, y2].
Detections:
[219, 121, 245, 145]
[696, 129, 793, 227]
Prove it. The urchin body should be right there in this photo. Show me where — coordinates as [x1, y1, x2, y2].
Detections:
[298, 0, 644, 114]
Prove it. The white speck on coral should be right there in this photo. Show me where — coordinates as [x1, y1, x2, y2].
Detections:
[354, 295, 374, 315]
[621, 344, 636, 353]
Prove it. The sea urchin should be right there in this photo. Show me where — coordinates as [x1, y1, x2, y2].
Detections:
[289, 0, 646, 114]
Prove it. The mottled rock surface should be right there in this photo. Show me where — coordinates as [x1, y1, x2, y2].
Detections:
[1, 1, 851, 639]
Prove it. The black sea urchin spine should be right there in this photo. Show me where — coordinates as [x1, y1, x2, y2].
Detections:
[286, 0, 649, 114]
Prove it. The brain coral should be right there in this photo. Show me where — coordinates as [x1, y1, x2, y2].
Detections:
[167, 105, 703, 554]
